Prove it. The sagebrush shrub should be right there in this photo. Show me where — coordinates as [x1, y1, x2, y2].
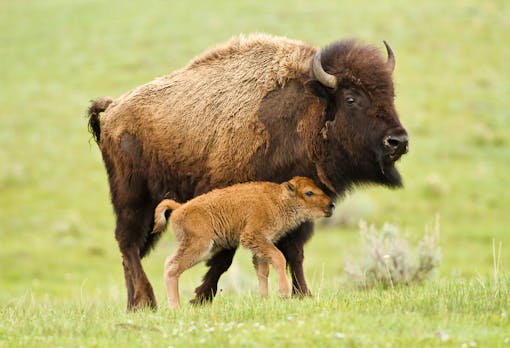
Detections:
[345, 216, 441, 288]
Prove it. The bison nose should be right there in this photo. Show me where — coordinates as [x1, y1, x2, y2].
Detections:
[383, 134, 409, 156]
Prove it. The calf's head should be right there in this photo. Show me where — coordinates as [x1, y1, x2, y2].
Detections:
[307, 40, 408, 191]
[285, 176, 335, 218]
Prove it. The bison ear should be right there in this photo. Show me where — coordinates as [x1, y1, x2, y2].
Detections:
[284, 181, 296, 193]
[305, 80, 329, 99]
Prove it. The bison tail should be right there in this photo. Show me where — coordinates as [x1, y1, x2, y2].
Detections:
[152, 199, 182, 234]
[87, 97, 113, 144]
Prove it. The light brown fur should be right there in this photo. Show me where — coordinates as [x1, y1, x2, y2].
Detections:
[98, 34, 318, 189]
[152, 176, 334, 308]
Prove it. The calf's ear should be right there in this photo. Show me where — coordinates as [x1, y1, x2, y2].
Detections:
[284, 181, 295, 193]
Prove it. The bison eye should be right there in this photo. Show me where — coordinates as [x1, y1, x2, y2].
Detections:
[345, 97, 355, 104]
[305, 191, 314, 197]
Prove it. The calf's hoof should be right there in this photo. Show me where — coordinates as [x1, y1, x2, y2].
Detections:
[168, 302, 181, 310]
[279, 287, 292, 299]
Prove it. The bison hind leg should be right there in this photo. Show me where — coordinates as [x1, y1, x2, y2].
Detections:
[140, 230, 164, 258]
[111, 180, 160, 310]
[116, 205, 159, 311]
[190, 247, 237, 305]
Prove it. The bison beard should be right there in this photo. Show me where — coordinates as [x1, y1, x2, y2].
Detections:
[375, 151, 403, 188]
[88, 33, 408, 310]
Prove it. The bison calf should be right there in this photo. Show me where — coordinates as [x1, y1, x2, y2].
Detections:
[152, 176, 334, 308]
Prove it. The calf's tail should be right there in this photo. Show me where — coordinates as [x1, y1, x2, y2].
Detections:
[87, 96, 113, 144]
[152, 199, 182, 234]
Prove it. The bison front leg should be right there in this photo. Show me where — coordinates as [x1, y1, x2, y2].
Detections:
[190, 248, 237, 305]
[276, 221, 314, 297]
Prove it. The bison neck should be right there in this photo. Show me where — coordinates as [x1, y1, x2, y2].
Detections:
[172, 79, 347, 201]
[247, 79, 325, 188]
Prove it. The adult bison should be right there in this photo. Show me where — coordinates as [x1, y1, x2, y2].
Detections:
[88, 34, 408, 310]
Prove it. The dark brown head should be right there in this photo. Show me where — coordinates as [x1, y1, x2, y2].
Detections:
[307, 40, 408, 191]
[284, 176, 335, 218]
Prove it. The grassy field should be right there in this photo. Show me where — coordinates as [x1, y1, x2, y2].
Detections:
[1, 0, 509, 346]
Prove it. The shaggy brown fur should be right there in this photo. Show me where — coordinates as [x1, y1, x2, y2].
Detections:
[88, 33, 408, 310]
[152, 177, 334, 308]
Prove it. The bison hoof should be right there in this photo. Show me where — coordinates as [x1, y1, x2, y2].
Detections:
[291, 289, 313, 298]
[128, 293, 157, 311]
[127, 301, 157, 311]
[189, 294, 214, 306]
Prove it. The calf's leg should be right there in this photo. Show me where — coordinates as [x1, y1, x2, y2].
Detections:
[275, 221, 314, 297]
[165, 239, 212, 309]
[164, 255, 183, 309]
[252, 256, 270, 298]
[268, 247, 291, 298]
[242, 235, 290, 298]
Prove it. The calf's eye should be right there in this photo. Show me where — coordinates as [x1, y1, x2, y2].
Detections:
[305, 191, 314, 197]
[345, 97, 355, 104]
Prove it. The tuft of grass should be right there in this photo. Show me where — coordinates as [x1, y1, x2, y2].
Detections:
[345, 217, 441, 288]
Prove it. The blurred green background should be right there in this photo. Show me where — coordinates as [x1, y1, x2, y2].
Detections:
[1, 0, 509, 304]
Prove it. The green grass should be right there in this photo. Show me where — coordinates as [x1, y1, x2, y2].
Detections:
[1, 0, 509, 346]
[2, 279, 509, 347]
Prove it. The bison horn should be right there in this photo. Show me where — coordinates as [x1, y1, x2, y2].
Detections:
[311, 50, 337, 89]
[383, 40, 395, 73]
